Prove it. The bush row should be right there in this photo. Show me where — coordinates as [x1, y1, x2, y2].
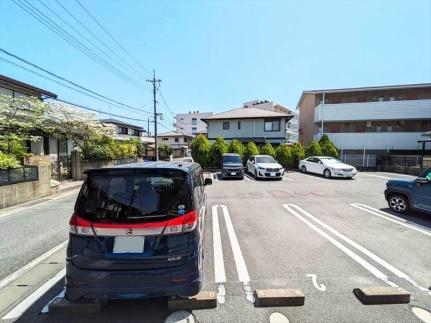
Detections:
[190, 134, 338, 169]
[82, 137, 146, 161]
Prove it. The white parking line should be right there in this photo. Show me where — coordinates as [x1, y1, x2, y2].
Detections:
[358, 173, 392, 180]
[351, 203, 431, 237]
[0, 240, 68, 291]
[283, 176, 293, 182]
[284, 204, 431, 296]
[292, 172, 326, 181]
[1, 268, 65, 322]
[283, 204, 398, 288]
[220, 205, 254, 303]
[212, 205, 226, 304]
[243, 174, 254, 181]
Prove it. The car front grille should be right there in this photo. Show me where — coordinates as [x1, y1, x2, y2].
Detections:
[226, 168, 241, 172]
[342, 168, 353, 172]
[266, 168, 280, 172]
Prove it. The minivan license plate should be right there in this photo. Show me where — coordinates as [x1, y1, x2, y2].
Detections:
[113, 236, 145, 253]
[231, 172, 236, 175]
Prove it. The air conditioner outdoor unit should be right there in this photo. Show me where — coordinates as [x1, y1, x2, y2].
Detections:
[366, 121, 372, 127]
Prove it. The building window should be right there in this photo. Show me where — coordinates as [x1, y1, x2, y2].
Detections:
[264, 118, 280, 132]
[184, 137, 188, 143]
[118, 127, 128, 134]
[238, 121, 241, 129]
[223, 121, 230, 130]
[162, 138, 169, 141]
[174, 137, 179, 142]
[389, 96, 395, 101]
[192, 118, 197, 125]
[132, 129, 140, 136]
[378, 96, 384, 102]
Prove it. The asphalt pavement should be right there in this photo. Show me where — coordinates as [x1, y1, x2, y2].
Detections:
[1, 171, 430, 323]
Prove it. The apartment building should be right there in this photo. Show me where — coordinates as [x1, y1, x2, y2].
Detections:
[202, 107, 293, 144]
[175, 111, 213, 136]
[297, 84, 431, 153]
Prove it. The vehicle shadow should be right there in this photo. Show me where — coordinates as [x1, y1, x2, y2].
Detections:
[379, 207, 431, 229]
[294, 171, 355, 180]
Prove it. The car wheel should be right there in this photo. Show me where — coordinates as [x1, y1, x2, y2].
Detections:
[388, 194, 410, 214]
[301, 166, 307, 173]
[239, 176, 244, 180]
[324, 169, 331, 178]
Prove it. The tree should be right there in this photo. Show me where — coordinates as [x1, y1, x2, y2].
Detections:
[158, 144, 173, 160]
[319, 134, 339, 158]
[275, 144, 293, 168]
[244, 142, 259, 163]
[290, 142, 305, 168]
[190, 134, 211, 167]
[228, 139, 245, 159]
[0, 152, 20, 169]
[209, 136, 228, 167]
[260, 142, 276, 157]
[305, 140, 322, 157]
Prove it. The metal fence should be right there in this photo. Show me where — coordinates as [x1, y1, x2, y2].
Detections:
[0, 166, 39, 186]
[380, 155, 428, 176]
[340, 154, 377, 169]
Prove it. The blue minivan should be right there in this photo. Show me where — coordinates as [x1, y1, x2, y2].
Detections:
[384, 167, 431, 214]
[66, 161, 212, 301]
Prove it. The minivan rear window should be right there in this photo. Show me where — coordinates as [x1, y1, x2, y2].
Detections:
[75, 170, 192, 223]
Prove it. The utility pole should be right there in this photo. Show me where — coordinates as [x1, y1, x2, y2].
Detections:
[147, 70, 161, 160]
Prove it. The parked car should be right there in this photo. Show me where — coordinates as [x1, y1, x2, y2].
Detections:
[299, 156, 357, 179]
[384, 167, 431, 214]
[66, 161, 212, 302]
[246, 155, 284, 180]
[221, 153, 244, 180]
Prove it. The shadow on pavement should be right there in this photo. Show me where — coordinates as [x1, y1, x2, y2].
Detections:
[380, 207, 431, 229]
[16, 280, 180, 323]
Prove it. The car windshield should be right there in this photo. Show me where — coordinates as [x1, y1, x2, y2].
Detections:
[256, 156, 275, 163]
[75, 170, 192, 223]
[320, 157, 342, 164]
[223, 155, 241, 163]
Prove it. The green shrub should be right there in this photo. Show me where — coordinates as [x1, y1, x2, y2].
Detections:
[158, 144, 173, 160]
[260, 142, 276, 157]
[209, 136, 228, 167]
[117, 142, 138, 158]
[0, 134, 32, 160]
[275, 144, 293, 168]
[0, 152, 20, 169]
[228, 139, 245, 160]
[190, 134, 211, 167]
[305, 140, 322, 157]
[319, 134, 339, 158]
[244, 142, 259, 162]
[82, 137, 140, 160]
[290, 142, 305, 168]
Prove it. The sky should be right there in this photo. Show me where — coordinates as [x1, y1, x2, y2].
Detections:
[0, 0, 430, 132]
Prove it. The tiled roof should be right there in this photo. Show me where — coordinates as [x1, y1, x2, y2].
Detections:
[202, 107, 291, 121]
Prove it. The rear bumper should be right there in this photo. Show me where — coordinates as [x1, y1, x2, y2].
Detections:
[65, 255, 202, 301]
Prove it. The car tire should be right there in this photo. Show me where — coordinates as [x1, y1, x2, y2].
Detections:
[324, 169, 331, 178]
[388, 194, 410, 214]
[239, 176, 244, 180]
[301, 166, 307, 173]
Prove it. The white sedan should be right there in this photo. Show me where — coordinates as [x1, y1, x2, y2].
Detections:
[246, 155, 284, 180]
[299, 156, 357, 179]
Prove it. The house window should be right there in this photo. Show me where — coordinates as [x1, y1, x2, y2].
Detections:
[175, 137, 179, 142]
[238, 121, 241, 129]
[117, 127, 128, 134]
[132, 129, 140, 136]
[162, 138, 169, 141]
[184, 137, 188, 143]
[223, 121, 230, 130]
[191, 118, 197, 125]
[264, 119, 280, 132]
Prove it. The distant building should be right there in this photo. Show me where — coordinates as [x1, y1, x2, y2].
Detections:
[157, 131, 194, 149]
[244, 100, 298, 142]
[297, 83, 431, 151]
[202, 107, 293, 144]
[175, 111, 213, 136]
[101, 118, 153, 144]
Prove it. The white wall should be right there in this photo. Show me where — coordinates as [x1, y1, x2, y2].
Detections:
[314, 99, 431, 122]
[157, 136, 190, 148]
[317, 132, 426, 150]
[175, 112, 213, 135]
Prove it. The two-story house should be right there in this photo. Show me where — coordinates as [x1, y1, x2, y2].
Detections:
[157, 131, 193, 149]
[202, 107, 293, 144]
[101, 119, 154, 145]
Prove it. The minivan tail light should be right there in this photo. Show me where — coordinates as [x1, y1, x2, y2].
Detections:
[68, 210, 198, 236]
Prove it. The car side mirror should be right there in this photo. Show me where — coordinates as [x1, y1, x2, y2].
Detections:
[415, 177, 429, 185]
[204, 178, 213, 186]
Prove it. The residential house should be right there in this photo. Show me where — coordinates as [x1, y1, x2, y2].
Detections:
[0, 75, 75, 179]
[202, 107, 293, 144]
[157, 131, 193, 149]
[101, 118, 154, 145]
[175, 111, 213, 136]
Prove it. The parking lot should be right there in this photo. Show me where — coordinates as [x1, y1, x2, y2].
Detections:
[1, 171, 431, 323]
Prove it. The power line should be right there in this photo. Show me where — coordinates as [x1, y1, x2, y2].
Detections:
[0, 47, 152, 115]
[75, 0, 152, 75]
[11, 0, 144, 89]
[52, 0, 148, 81]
